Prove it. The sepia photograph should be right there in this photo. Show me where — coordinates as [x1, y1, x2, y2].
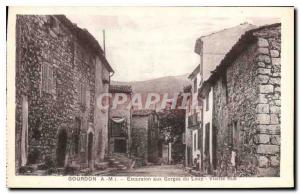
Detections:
[6, 6, 294, 188]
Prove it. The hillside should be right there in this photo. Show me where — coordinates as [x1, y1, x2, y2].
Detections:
[111, 74, 191, 98]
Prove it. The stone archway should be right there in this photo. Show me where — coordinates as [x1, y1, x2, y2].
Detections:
[56, 128, 68, 167]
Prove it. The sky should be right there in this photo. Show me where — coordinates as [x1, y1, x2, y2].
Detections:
[66, 8, 279, 82]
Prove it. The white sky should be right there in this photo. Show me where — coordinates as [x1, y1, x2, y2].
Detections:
[67, 9, 279, 82]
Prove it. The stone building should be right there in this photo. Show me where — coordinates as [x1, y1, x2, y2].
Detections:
[131, 110, 160, 165]
[108, 85, 132, 156]
[184, 67, 202, 168]
[192, 23, 256, 174]
[199, 23, 281, 176]
[15, 15, 113, 173]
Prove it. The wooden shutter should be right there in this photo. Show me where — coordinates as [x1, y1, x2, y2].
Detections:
[81, 84, 86, 106]
[48, 65, 52, 93]
[86, 86, 90, 109]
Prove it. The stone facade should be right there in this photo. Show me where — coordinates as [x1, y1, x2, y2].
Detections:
[131, 110, 159, 164]
[208, 24, 281, 177]
[15, 15, 113, 172]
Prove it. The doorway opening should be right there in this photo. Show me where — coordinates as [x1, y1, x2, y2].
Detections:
[56, 128, 68, 167]
[87, 132, 93, 166]
[74, 118, 81, 154]
[114, 139, 127, 153]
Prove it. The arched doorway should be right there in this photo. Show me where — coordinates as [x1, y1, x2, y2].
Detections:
[56, 129, 68, 167]
[87, 132, 93, 168]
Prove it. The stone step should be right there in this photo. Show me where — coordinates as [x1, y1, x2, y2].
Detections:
[190, 169, 203, 177]
[31, 170, 47, 176]
[95, 161, 109, 170]
[116, 164, 127, 170]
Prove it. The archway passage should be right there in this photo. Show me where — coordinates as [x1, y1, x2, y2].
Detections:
[87, 132, 93, 165]
[56, 129, 68, 167]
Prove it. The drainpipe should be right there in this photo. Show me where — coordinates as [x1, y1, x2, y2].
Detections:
[107, 71, 114, 157]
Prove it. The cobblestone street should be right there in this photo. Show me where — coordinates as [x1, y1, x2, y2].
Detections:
[102, 165, 191, 177]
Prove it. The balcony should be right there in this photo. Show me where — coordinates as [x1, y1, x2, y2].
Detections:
[187, 113, 201, 128]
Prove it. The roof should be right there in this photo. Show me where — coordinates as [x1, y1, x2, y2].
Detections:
[55, 15, 114, 73]
[194, 23, 257, 82]
[109, 85, 132, 93]
[188, 65, 200, 79]
[132, 109, 157, 116]
[199, 23, 281, 97]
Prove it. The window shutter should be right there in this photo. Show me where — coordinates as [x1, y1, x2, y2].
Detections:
[86, 87, 90, 109]
[42, 63, 47, 92]
[48, 66, 53, 94]
[45, 64, 48, 92]
[52, 69, 56, 95]
[41, 64, 45, 92]
[81, 84, 84, 105]
[76, 82, 80, 101]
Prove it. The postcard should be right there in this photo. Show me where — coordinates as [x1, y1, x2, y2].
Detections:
[6, 6, 294, 188]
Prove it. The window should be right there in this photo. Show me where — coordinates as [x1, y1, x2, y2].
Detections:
[41, 63, 55, 95]
[79, 83, 88, 107]
[194, 77, 197, 93]
[222, 73, 228, 104]
[206, 93, 209, 111]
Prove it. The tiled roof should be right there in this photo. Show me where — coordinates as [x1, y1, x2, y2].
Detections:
[109, 85, 132, 93]
[194, 23, 257, 82]
[199, 23, 281, 97]
[55, 15, 114, 73]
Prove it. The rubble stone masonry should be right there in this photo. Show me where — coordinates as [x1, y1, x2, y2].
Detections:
[212, 24, 281, 177]
[254, 25, 281, 176]
[15, 15, 103, 171]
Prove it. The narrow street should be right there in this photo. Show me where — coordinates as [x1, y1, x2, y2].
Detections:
[102, 165, 191, 177]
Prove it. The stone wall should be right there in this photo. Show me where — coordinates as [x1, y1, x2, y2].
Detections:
[212, 24, 281, 177]
[254, 25, 281, 176]
[15, 15, 100, 171]
[94, 56, 109, 162]
[213, 43, 258, 177]
[131, 116, 149, 162]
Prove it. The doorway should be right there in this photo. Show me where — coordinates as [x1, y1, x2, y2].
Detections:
[74, 118, 81, 154]
[204, 123, 211, 174]
[87, 132, 93, 166]
[56, 129, 68, 167]
[114, 139, 127, 153]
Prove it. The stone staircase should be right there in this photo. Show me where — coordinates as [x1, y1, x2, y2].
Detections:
[106, 153, 134, 170]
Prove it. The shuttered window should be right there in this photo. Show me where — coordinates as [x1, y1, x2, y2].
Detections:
[80, 83, 86, 106]
[41, 63, 55, 95]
